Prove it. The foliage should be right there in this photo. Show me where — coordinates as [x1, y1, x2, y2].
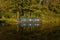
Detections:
[0, 0, 60, 40]
[0, 0, 60, 18]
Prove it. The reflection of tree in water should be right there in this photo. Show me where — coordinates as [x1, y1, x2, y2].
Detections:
[0, 23, 60, 40]
[0, 24, 60, 40]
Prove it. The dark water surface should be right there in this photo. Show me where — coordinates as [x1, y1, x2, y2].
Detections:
[0, 23, 60, 40]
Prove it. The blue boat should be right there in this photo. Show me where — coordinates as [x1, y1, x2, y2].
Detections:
[20, 18, 40, 22]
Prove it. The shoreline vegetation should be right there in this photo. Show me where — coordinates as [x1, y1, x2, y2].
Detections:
[0, 0, 60, 40]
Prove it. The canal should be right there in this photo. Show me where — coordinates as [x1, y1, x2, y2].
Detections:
[0, 19, 60, 40]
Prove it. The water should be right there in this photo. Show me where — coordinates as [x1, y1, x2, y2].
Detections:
[0, 23, 60, 40]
